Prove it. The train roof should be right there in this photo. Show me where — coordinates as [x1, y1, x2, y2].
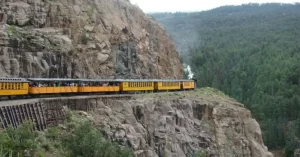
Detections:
[0, 77, 29, 82]
[23, 78, 196, 82]
[27, 78, 81, 82]
[115, 79, 194, 82]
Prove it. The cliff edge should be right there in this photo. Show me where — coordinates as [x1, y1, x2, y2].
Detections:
[80, 88, 274, 157]
[0, 0, 182, 79]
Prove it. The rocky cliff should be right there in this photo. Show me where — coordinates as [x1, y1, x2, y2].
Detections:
[0, 0, 182, 79]
[80, 88, 274, 157]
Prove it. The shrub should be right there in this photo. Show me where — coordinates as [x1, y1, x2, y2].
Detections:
[62, 121, 134, 157]
[0, 121, 38, 157]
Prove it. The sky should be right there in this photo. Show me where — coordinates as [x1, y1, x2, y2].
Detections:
[130, 0, 300, 13]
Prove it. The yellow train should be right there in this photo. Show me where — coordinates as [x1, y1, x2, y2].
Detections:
[0, 78, 196, 98]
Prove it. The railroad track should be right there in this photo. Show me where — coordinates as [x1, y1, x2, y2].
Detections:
[0, 90, 187, 107]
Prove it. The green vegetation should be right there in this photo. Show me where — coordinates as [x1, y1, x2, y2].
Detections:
[7, 25, 22, 39]
[81, 31, 89, 44]
[0, 111, 134, 157]
[152, 3, 300, 156]
[187, 151, 207, 157]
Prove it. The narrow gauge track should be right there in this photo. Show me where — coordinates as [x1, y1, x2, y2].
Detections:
[0, 90, 187, 107]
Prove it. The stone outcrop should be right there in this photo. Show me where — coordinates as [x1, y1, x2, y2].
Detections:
[0, 0, 182, 79]
[83, 89, 274, 157]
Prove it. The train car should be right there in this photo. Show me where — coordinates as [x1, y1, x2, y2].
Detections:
[154, 80, 181, 91]
[28, 78, 79, 95]
[78, 79, 120, 93]
[0, 78, 29, 97]
[181, 80, 195, 90]
[120, 80, 154, 92]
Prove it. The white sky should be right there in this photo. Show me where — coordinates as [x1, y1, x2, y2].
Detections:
[130, 0, 300, 12]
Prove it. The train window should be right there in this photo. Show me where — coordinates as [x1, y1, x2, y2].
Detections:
[21, 83, 23, 89]
[0, 83, 2, 90]
[4, 83, 6, 89]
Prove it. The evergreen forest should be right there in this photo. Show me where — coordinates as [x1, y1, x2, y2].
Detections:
[152, 3, 300, 156]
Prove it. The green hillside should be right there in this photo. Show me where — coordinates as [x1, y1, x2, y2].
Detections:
[152, 3, 300, 156]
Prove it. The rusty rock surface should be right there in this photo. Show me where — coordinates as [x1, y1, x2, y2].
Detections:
[0, 0, 182, 79]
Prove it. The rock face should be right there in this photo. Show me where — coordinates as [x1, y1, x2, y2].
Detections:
[0, 0, 182, 79]
[88, 90, 274, 157]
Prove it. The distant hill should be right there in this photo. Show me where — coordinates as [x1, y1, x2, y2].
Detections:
[151, 3, 300, 156]
[151, 3, 300, 55]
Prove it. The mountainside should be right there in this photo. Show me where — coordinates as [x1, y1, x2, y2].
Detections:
[91, 89, 274, 157]
[0, 0, 183, 79]
[0, 89, 274, 157]
[64, 89, 274, 157]
[152, 3, 300, 156]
